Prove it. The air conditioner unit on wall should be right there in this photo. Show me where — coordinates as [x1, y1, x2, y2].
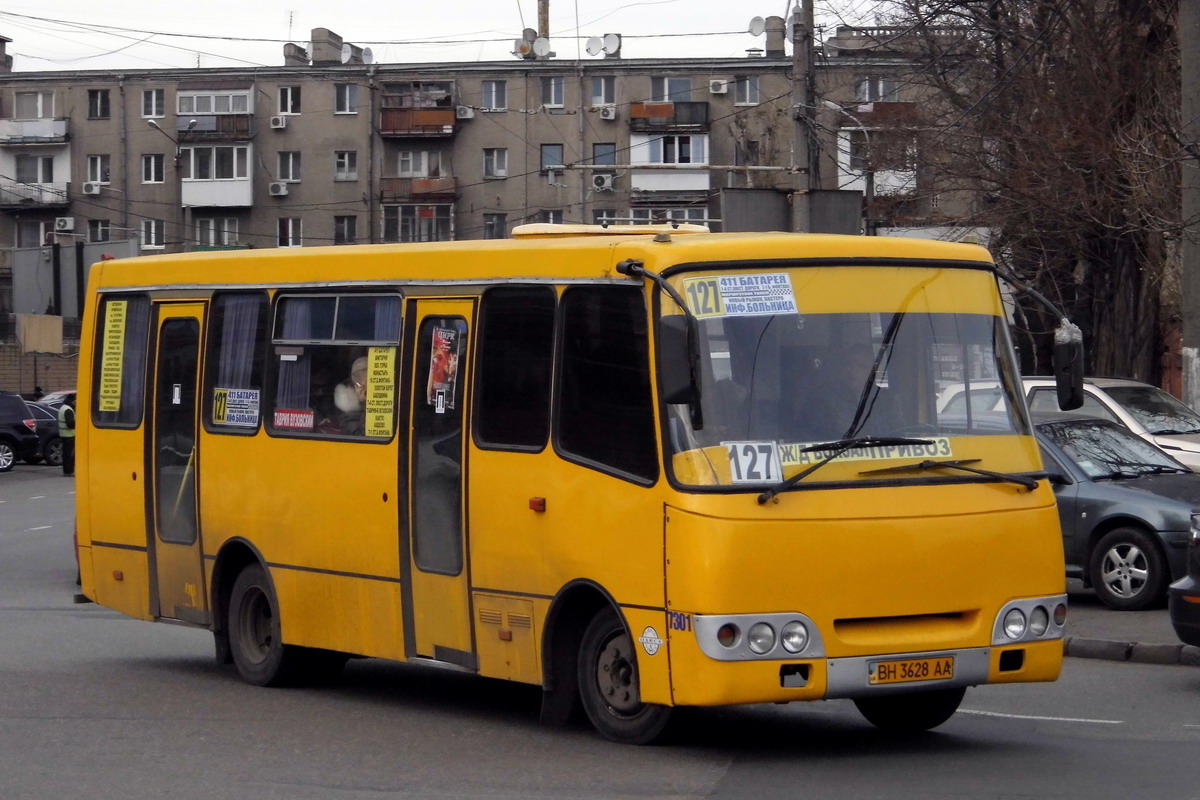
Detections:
[269, 115, 287, 129]
[455, 105, 475, 119]
[598, 105, 617, 121]
[269, 181, 289, 196]
[82, 181, 101, 195]
[708, 79, 729, 95]
[592, 173, 615, 191]
[54, 216, 75, 232]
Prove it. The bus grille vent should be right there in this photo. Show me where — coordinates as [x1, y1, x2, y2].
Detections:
[508, 613, 533, 629]
[479, 609, 503, 626]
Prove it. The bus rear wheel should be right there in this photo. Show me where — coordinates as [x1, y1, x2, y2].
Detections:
[854, 687, 966, 733]
[228, 564, 305, 686]
[577, 609, 672, 745]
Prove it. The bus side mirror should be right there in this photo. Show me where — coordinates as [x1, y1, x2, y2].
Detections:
[1052, 320, 1084, 411]
[658, 314, 698, 405]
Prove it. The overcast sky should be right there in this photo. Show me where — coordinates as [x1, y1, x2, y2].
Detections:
[1, 1, 881, 72]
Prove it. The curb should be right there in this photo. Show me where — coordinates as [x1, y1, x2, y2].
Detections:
[1064, 635, 1200, 667]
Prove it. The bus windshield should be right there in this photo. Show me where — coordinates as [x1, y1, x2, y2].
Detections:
[665, 266, 1031, 488]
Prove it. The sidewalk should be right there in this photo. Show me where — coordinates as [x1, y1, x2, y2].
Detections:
[1064, 581, 1200, 667]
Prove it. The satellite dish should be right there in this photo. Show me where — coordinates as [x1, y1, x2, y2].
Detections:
[586, 36, 603, 56]
[523, 28, 538, 42]
[532, 37, 551, 57]
[602, 33, 621, 53]
[361, 47, 373, 64]
[340, 43, 353, 64]
[748, 16, 766, 36]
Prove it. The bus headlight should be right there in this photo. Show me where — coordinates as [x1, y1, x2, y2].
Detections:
[747, 622, 776, 654]
[716, 623, 740, 648]
[1029, 606, 1050, 637]
[780, 621, 809, 653]
[1003, 608, 1027, 639]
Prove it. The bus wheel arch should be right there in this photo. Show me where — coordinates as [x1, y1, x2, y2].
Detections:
[210, 539, 262, 665]
[539, 582, 610, 728]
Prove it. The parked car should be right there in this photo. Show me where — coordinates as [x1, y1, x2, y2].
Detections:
[1035, 414, 1197, 610]
[1026, 377, 1200, 470]
[0, 391, 41, 472]
[38, 389, 76, 410]
[23, 401, 63, 467]
[1168, 526, 1200, 645]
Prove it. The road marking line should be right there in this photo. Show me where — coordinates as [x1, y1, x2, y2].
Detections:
[29, 495, 46, 500]
[27, 525, 53, 531]
[960, 709, 1123, 725]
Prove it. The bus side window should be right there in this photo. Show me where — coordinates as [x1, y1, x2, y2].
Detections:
[203, 292, 269, 433]
[556, 285, 658, 483]
[474, 286, 555, 451]
[91, 294, 152, 428]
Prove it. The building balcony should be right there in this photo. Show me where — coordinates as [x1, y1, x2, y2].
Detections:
[181, 178, 253, 207]
[378, 107, 458, 137]
[0, 118, 69, 145]
[380, 176, 457, 203]
[629, 102, 709, 131]
[177, 114, 254, 141]
[629, 169, 710, 195]
[0, 181, 70, 209]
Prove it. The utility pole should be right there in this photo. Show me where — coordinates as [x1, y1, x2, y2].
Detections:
[790, 0, 815, 233]
[1182, 1, 1200, 406]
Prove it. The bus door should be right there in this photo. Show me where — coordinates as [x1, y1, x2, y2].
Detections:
[148, 303, 208, 625]
[404, 300, 474, 667]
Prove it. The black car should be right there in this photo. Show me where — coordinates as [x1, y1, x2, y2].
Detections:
[1168, 531, 1200, 645]
[1036, 415, 1198, 610]
[0, 391, 41, 472]
[24, 401, 63, 467]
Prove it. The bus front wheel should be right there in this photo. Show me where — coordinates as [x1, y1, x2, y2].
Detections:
[577, 609, 672, 745]
[854, 687, 965, 732]
[228, 564, 304, 686]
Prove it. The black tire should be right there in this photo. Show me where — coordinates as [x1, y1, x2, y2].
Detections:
[1088, 527, 1168, 611]
[0, 440, 15, 472]
[854, 687, 966, 732]
[577, 609, 672, 745]
[228, 564, 305, 686]
[23, 454, 43, 465]
[43, 437, 64, 468]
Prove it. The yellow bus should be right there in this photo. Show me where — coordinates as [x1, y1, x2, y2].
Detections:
[75, 225, 1080, 744]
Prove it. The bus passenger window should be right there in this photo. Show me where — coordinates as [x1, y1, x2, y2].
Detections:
[475, 286, 555, 450]
[92, 294, 151, 428]
[557, 286, 658, 482]
[204, 292, 269, 433]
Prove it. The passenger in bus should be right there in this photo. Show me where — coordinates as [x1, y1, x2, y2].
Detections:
[332, 356, 368, 435]
[789, 344, 896, 442]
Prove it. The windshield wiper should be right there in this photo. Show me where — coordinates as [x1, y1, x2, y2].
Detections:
[1151, 428, 1200, 435]
[1105, 462, 1190, 476]
[757, 436, 934, 505]
[859, 458, 1039, 490]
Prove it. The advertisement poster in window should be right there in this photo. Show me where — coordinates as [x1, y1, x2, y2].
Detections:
[426, 326, 460, 414]
[98, 300, 127, 411]
[365, 346, 396, 437]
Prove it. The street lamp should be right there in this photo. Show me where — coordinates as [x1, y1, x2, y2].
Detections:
[147, 119, 197, 250]
[822, 100, 874, 235]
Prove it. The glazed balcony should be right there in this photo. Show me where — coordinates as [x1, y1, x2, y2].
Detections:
[380, 176, 457, 203]
[629, 101, 709, 132]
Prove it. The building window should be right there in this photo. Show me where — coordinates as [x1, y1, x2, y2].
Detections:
[593, 143, 617, 166]
[335, 83, 358, 113]
[180, 146, 249, 180]
[476, 286, 555, 448]
[334, 151, 358, 180]
[650, 76, 692, 102]
[631, 207, 707, 224]
[397, 150, 442, 178]
[278, 151, 302, 182]
[87, 154, 112, 184]
[15, 91, 53, 120]
[382, 81, 452, 109]
[591, 76, 615, 107]
[856, 75, 899, 103]
[541, 210, 563, 224]
[141, 219, 165, 250]
[483, 148, 508, 178]
[334, 215, 358, 245]
[540, 144, 565, 172]
[142, 154, 165, 184]
[541, 76, 565, 108]
[646, 134, 706, 164]
[482, 80, 507, 111]
[278, 218, 303, 247]
[142, 89, 165, 118]
[196, 217, 239, 246]
[483, 213, 507, 239]
[383, 205, 453, 242]
[89, 219, 111, 243]
[593, 209, 617, 226]
[734, 75, 760, 105]
[88, 89, 111, 119]
[178, 91, 250, 115]
[16, 154, 53, 183]
[278, 86, 301, 114]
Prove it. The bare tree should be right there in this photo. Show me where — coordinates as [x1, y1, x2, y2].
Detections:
[880, 0, 1180, 379]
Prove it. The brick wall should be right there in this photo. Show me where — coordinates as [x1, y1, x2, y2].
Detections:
[0, 342, 79, 395]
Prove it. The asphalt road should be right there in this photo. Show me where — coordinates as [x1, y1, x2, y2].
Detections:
[2, 465, 1198, 799]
